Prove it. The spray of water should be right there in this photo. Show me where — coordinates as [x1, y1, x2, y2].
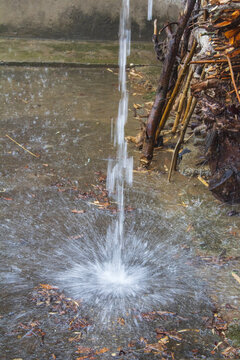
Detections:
[56, 0, 206, 320]
[58, 1, 141, 311]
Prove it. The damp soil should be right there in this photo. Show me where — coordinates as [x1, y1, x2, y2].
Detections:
[0, 66, 240, 359]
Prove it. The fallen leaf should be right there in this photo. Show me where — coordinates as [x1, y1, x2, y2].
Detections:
[139, 337, 148, 344]
[39, 284, 58, 290]
[133, 103, 142, 109]
[141, 311, 157, 320]
[186, 224, 193, 232]
[71, 209, 86, 214]
[222, 346, 238, 357]
[178, 329, 200, 333]
[117, 317, 125, 326]
[156, 328, 182, 342]
[145, 101, 154, 106]
[230, 47, 240, 57]
[158, 336, 169, 345]
[3, 197, 13, 201]
[156, 311, 176, 316]
[197, 175, 209, 187]
[212, 341, 223, 351]
[76, 346, 92, 354]
[177, 202, 189, 208]
[145, 342, 166, 353]
[232, 10, 240, 19]
[68, 234, 83, 241]
[232, 272, 240, 285]
[215, 20, 232, 28]
[129, 71, 143, 78]
[68, 334, 82, 342]
[128, 341, 136, 347]
[95, 347, 109, 355]
[69, 318, 90, 330]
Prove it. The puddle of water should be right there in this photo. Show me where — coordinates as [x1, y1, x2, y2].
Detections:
[0, 66, 240, 359]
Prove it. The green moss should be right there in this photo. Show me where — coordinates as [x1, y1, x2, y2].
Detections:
[0, 38, 155, 65]
[227, 324, 240, 347]
[143, 91, 156, 100]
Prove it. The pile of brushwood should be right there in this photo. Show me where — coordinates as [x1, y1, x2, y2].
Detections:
[140, 0, 240, 203]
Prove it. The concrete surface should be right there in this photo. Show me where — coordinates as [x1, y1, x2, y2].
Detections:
[0, 0, 183, 40]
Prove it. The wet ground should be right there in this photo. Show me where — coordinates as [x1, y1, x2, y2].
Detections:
[0, 61, 240, 359]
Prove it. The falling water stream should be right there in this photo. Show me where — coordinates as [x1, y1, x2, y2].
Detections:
[148, 0, 153, 21]
[57, 0, 205, 319]
[53, 0, 200, 318]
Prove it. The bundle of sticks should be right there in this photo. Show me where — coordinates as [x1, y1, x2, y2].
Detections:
[191, 0, 240, 202]
[141, 0, 240, 203]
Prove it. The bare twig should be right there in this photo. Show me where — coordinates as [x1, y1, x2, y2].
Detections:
[226, 55, 240, 104]
[6, 134, 39, 158]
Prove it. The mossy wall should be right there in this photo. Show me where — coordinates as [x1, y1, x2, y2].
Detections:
[0, 0, 183, 40]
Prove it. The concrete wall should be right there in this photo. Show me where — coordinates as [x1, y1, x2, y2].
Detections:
[0, 0, 183, 40]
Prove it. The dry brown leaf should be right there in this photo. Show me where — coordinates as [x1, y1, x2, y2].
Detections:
[68, 334, 82, 342]
[178, 329, 200, 333]
[186, 224, 193, 232]
[71, 209, 86, 214]
[133, 103, 142, 109]
[232, 272, 240, 284]
[95, 347, 109, 355]
[177, 202, 188, 208]
[117, 317, 125, 325]
[139, 337, 148, 344]
[222, 346, 237, 356]
[145, 342, 166, 353]
[158, 336, 169, 345]
[224, 27, 240, 39]
[156, 311, 176, 316]
[215, 20, 232, 28]
[197, 175, 209, 187]
[76, 346, 92, 354]
[39, 284, 58, 290]
[232, 10, 240, 19]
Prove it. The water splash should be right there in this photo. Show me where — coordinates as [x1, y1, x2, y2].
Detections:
[56, 220, 205, 320]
